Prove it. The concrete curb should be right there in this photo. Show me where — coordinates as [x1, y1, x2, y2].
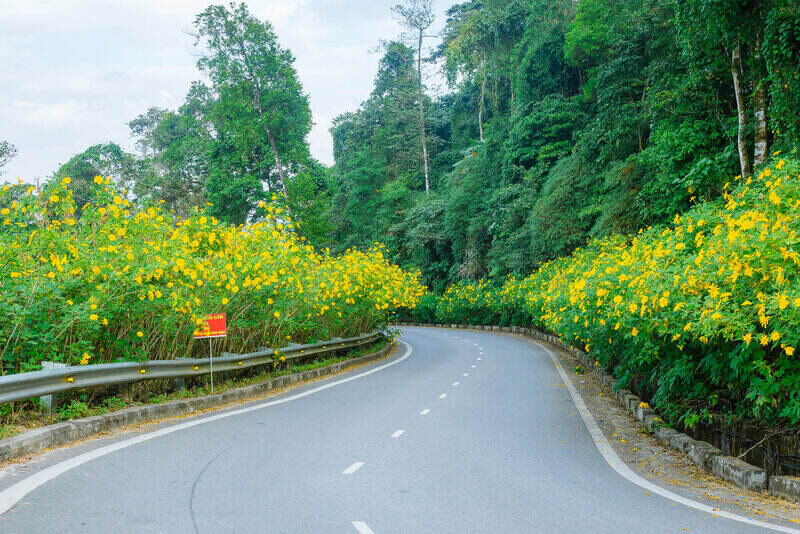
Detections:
[397, 322, 799, 500]
[0, 341, 392, 465]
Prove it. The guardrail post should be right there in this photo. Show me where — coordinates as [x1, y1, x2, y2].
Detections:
[40, 361, 68, 415]
[174, 357, 188, 392]
[118, 383, 133, 402]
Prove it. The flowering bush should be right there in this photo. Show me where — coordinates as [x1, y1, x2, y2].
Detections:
[0, 177, 424, 374]
[423, 157, 800, 427]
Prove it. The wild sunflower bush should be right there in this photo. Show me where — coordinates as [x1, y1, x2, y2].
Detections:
[427, 157, 800, 427]
[0, 177, 424, 374]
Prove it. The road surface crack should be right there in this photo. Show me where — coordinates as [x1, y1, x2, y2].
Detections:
[190, 449, 227, 534]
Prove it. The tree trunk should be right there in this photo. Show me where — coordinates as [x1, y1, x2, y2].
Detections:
[753, 83, 767, 166]
[478, 72, 486, 143]
[731, 43, 751, 178]
[753, 37, 768, 167]
[255, 95, 290, 204]
[264, 122, 290, 204]
[417, 30, 430, 194]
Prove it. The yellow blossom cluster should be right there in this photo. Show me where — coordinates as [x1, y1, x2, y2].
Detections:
[430, 157, 800, 426]
[0, 179, 424, 373]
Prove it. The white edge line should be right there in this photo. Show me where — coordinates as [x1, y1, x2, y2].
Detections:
[536, 341, 800, 534]
[0, 340, 414, 516]
[352, 521, 376, 534]
[343, 461, 365, 475]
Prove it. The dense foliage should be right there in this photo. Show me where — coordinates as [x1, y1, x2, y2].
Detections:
[327, 0, 800, 288]
[28, 1, 799, 290]
[0, 178, 423, 374]
[405, 158, 800, 428]
[46, 3, 323, 232]
[4, 1, 800, 431]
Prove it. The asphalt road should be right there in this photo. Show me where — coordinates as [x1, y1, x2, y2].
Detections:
[0, 327, 790, 533]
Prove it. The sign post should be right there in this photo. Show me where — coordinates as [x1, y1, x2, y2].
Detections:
[193, 313, 227, 392]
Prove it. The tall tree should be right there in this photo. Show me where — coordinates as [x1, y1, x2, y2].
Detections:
[393, 0, 435, 193]
[674, 0, 786, 177]
[0, 141, 17, 175]
[193, 2, 312, 204]
[52, 143, 152, 209]
[133, 83, 213, 216]
[128, 107, 168, 158]
[440, 2, 488, 142]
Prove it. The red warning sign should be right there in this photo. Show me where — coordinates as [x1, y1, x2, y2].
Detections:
[193, 313, 227, 339]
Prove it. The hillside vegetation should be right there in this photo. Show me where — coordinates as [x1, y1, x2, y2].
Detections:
[407, 158, 800, 427]
[0, 178, 423, 374]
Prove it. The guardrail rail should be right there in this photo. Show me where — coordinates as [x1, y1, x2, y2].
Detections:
[0, 331, 383, 404]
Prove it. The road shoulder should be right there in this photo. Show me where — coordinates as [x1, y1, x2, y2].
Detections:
[535, 334, 800, 528]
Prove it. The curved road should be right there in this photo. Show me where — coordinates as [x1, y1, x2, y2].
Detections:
[0, 327, 790, 533]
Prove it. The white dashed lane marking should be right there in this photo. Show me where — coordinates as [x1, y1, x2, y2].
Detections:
[343, 462, 365, 475]
[352, 521, 375, 534]
[391, 430, 405, 438]
[439, 393, 447, 399]
[452, 382, 460, 386]
[463, 373, 469, 377]
[420, 409, 431, 415]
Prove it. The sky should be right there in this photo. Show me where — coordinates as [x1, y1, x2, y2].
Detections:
[0, 0, 454, 183]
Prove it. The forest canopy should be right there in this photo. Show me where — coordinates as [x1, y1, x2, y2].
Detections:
[31, 0, 800, 291]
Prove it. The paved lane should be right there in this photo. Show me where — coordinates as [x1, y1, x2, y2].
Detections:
[0, 327, 789, 533]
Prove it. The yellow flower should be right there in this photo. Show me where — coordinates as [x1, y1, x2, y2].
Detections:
[743, 333, 752, 345]
[49, 194, 59, 203]
[631, 328, 638, 337]
[90, 314, 98, 321]
[222, 297, 229, 305]
[273, 311, 280, 319]
[137, 331, 144, 338]
[61, 176, 71, 185]
[786, 346, 795, 356]
[760, 335, 769, 346]
[93, 175, 104, 185]
[770, 331, 781, 342]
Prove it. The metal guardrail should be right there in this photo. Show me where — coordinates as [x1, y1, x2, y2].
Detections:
[0, 331, 383, 404]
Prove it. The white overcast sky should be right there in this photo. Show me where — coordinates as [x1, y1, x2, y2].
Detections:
[0, 0, 454, 183]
